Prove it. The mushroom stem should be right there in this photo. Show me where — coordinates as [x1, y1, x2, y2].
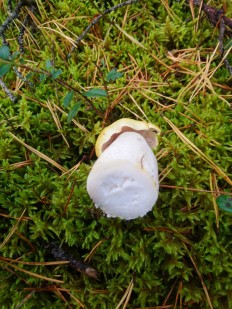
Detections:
[87, 132, 159, 220]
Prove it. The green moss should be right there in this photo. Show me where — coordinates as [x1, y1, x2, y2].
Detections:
[0, 0, 232, 308]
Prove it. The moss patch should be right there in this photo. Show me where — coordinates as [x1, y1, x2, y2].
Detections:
[0, 1, 232, 308]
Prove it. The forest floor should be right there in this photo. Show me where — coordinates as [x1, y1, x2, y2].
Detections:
[0, 1, 232, 308]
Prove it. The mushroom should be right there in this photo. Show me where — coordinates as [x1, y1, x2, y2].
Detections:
[87, 118, 160, 220]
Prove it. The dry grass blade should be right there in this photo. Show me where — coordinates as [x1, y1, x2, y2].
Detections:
[135, 305, 173, 309]
[9, 132, 67, 173]
[0, 160, 31, 171]
[0, 209, 26, 250]
[54, 103, 88, 132]
[209, 172, 220, 229]
[84, 239, 107, 263]
[15, 291, 36, 309]
[162, 279, 178, 307]
[175, 43, 231, 106]
[0, 213, 30, 221]
[3, 260, 64, 284]
[164, 116, 232, 186]
[46, 100, 69, 147]
[183, 244, 213, 309]
[0, 256, 69, 266]
[174, 281, 183, 309]
[65, 291, 86, 308]
[159, 165, 173, 183]
[40, 22, 77, 46]
[119, 103, 145, 122]
[116, 278, 134, 309]
[62, 161, 82, 178]
[128, 93, 148, 120]
[23, 286, 86, 308]
[115, 23, 147, 50]
[177, 44, 219, 101]
[161, 0, 179, 20]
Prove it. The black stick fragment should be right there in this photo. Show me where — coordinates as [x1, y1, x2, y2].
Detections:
[13, 67, 34, 87]
[190, 0, 232, 75]
[44, 242, 99, 280]
[7, 0, 13, 13]
[1, 0, 37, 53]
[18, 14, 31, 54]
[0, 0, 28, 37]
[218, 15, 232, 75]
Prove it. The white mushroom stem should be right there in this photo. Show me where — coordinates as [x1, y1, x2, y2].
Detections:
[87, 132, 159, 220]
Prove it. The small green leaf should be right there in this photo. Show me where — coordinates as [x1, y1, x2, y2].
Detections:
[0, 64, 11, 77]
[67, 102, 82, 123]
[216, 195, 232, 213]
[39, 74, 47, 82]
[83, 88, 107, 97]
[45, 60, 53, 70]
[51, 69, 62, 79]
[63, 91, 74, 107]
[19, 58, 25, 64]
[0, 45, 10, 60]
[106, 68, 123, 83]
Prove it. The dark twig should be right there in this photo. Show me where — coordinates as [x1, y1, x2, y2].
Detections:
[190, 0, 232, 74]
[218, 16, 232, 74]
[7, 0, 13, 14]
[18, 14, 31, 54]
[218, 13, 225, 55]
[0, 0, 28, 44]
[0, 78, 17, 102]
[13, 67, 34, 87]
[1, 0, 37, 53]
[68, 0, 140, 57]
[44, 242, 99, 280]
[18, 4, 37, 54]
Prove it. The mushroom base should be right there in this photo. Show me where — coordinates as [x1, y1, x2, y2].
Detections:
[87, 160, 158, 220]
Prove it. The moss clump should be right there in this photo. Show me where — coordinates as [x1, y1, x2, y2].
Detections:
[0, 1, 232, 308]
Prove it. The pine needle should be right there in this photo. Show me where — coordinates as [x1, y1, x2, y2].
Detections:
[0, 209, 26, 250]
[9, 132, 67, 173]
[46, 99, 70, 147]
[209, 172, 220, 229]
[116, 278, 134, 309]
[183, 244, 213, 309]
[164, 116, 232, 186]
[3, 261, 64, 283]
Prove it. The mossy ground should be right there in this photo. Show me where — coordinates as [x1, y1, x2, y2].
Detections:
[0, 0, 232, 308]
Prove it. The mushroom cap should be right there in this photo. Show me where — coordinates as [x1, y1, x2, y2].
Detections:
[87, 132, 159, 220]
[95, 118, 161, 157]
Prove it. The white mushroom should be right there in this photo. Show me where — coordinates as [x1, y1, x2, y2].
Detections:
[87, 119, 160, 220]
